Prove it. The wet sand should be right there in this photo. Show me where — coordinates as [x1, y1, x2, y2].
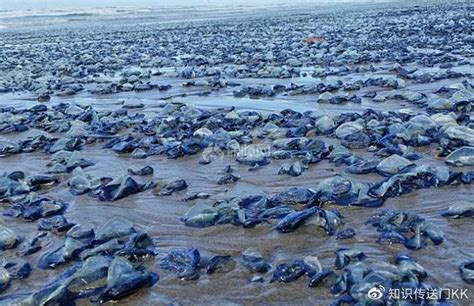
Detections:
[0, 1, 473, 305]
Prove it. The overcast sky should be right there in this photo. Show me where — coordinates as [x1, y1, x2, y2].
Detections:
[1, 0, 365, 10]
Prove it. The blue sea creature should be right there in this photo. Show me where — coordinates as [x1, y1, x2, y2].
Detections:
[38, 246, 66, 269]
[308, 269, 337, 287]
[459, 261, 474, 284]
[336, 228, 356, 240]
[206, 256, 236, 274]
[335, 249, 366, 269]
[0, 224, 19, 250]
[240, 249, 272, 273]
[95, 257, 158, 303]
[271, 260, 307, 283]
[160, 247, 200, 280]
[276, 207, 318, 233]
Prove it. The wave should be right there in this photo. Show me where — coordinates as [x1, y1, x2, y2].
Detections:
[3, 12, 97, 20]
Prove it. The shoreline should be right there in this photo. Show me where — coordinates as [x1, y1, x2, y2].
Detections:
[0, 0, 456, 32]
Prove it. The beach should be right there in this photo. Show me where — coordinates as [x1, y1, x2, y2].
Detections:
[0, 1, 473, 305]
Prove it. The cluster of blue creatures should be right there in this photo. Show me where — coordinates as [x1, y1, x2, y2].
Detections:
[1, 216, 159, 304]
[0, 1, 473, 304]
[0, 1, 471, 101]
[0, 95, 473, 304]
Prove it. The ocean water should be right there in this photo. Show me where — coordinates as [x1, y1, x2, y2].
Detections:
[0, 0, 399, 30]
